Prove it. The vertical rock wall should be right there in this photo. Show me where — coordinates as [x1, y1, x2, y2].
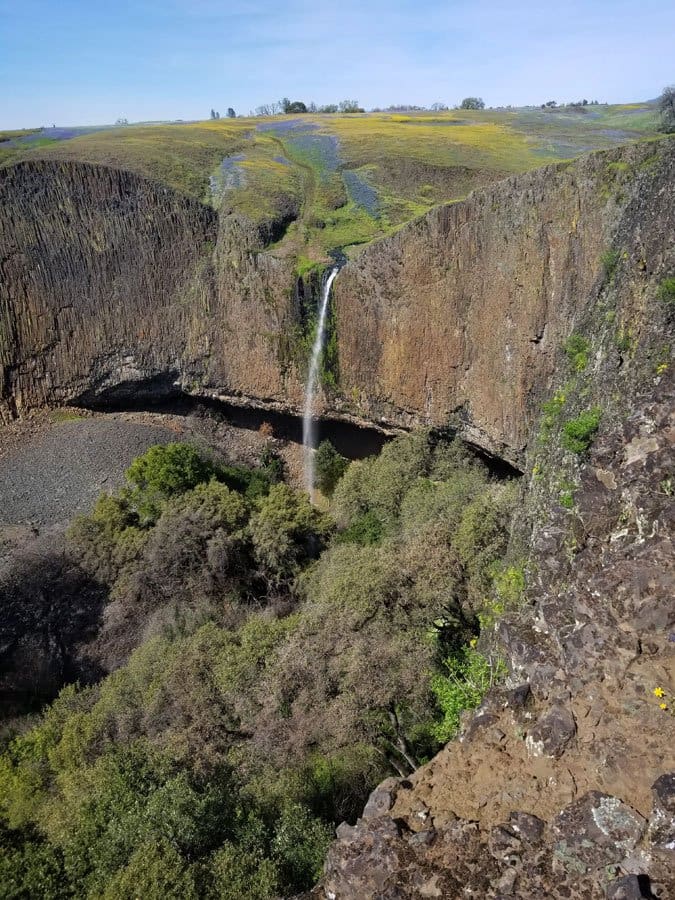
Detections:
[333, 139, 675, 463]
[0, 160, 304, 424]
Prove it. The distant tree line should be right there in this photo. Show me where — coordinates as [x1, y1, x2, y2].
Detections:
[205, 91, 670, 121]
[252, 98, 365, 116]
[540, 99, 600, 109]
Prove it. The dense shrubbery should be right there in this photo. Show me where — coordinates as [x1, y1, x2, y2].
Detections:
[1, 433, 518, 897]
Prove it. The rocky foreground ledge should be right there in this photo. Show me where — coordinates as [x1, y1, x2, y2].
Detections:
[312, 372, 674, 897]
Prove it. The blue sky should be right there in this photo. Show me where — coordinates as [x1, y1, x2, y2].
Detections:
[1, 0, 674, 128]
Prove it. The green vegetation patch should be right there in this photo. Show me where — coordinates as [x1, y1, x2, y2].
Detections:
[564, 333, 591, 372]
[431, 645, 505, 742]
[600, 248, 620, 281]
[657, 277, 675, 306]
[2, 105, 660, 269]
[561, 407, 602, 454]
[0, 433, 526, 896]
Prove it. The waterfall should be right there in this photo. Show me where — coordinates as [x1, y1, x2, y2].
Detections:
[302, 266, 339, 496]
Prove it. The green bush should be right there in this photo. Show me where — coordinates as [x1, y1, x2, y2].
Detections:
[126, 444, 215, 524]
[206, 843, 278, 899]
[0, 823, 67, 900]
[331, 432, 432, 531]
[561, 407, 602, 454]
[249, 484, 331, 586]
[430, 645, 503, 742]
[271, 804, 332, 891]
[452, 483, 516, 611]
[334, 509, 384, 545]
[313, 440, 348, 496]
[102, 839, 199, 900]
[657, 277, 675, 306]
[563, 333, 590, 372]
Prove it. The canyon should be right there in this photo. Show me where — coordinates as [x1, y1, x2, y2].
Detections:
[2, 139, 673, 468]
[0, 135, 674, 898]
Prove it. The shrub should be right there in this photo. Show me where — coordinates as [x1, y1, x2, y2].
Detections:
[561, 407, 602, 454]
[207, 843, 278, 899]
[0, 823, 67, 900]
[259, 445, 285, 484]
[249, 484, 331, 587]
[271, 804, 332, 891]
[452, 484, 516, 611]
[430, 644, 503, 742]
[331, 432, 432, 531]
[335, 509, 384, 545]
[541, 390, 567, 431]
[313, 440, 348, 496]
[563, 333, 590, 372]
[125, 444, 215, 524]
[492, 564, 525, 607]
[67, 493, 146, 583]
[398, 471, 487, 536]
[657, 277, 675, 306]
[102, 839, 199, 900]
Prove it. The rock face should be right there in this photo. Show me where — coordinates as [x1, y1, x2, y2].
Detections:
[2, 141, 674, 466]
[0, 159, 303, 424]
[333, 139, 675, 463]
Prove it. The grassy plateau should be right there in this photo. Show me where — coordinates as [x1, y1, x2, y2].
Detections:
[0, 102, 662, 268]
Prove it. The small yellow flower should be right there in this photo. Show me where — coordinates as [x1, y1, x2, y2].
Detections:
[659, 703, 668, 711]
[469, 638, 478, 648]
[654, 687, 665, 698]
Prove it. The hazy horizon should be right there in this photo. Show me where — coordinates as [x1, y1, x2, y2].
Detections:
[1, 0, 674, 130]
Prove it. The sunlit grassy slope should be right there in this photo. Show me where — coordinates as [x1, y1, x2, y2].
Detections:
[1, 103, 661, 266]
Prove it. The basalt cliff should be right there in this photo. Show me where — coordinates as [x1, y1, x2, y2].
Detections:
[2, 140, 674, 466]
[1, 138, 674, 898]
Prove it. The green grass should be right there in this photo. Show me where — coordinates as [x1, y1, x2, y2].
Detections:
[1, 104, 663, 265]
[2, 122, 252, 201]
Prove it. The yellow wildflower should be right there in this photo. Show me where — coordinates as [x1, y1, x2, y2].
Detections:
[654, 687, 665, 698]
[659, 703, 668, 711]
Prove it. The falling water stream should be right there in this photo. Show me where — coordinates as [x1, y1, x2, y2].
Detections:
[302, 266, 339, 496]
